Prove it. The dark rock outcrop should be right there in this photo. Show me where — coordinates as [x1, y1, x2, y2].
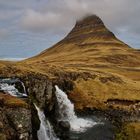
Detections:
[21, 74, 54, 111]
[58, 121, 70, 131]
[0, 93, 32, 140]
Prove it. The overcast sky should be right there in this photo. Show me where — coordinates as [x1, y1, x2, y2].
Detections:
[0, 0, 140, 59]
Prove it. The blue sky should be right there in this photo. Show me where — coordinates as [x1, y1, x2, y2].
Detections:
[0, 0, 140, 59]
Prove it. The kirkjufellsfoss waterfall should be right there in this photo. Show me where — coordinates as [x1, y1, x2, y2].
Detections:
[34, 104, 58, 140]
[34, 86, 96, 140]
[55, 85, 96, 133]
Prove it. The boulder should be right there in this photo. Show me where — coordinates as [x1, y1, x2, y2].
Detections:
[58, 121, 70, 131]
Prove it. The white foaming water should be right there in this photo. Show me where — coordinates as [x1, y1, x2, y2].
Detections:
[55, 85, 96, 133]
[0, 79, 27, 97]
[20, 81, 27, 96]
[34, 104, 58, 140]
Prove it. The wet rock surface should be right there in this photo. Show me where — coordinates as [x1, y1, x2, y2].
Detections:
[21, 74, 54, 111]
[58, 121, 70, 131]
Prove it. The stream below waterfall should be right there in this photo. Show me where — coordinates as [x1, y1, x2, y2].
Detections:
[68, 115, 114, 140]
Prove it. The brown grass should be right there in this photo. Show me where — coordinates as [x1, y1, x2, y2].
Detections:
[0, 92, 28, 108]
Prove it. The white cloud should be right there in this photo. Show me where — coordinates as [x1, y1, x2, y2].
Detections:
[21, 10, 72, 32]
[1, 0, 140, 35]
[19, 0, 140, 35]
[0, 0, 140, 50]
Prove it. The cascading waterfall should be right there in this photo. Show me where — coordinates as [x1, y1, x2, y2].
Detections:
[20, 81, 27, 95]
[55, 85, 96, 133]
[34, 104, 58, 140]
[0, 78, 27, 97]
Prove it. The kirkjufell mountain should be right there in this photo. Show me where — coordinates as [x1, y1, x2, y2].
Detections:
[25, 15, 140, 67]
[0, 15, 140, 139]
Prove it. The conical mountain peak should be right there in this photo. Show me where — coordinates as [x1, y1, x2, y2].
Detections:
[64, 14, 117, 43]
[30, 15, 130, 60]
